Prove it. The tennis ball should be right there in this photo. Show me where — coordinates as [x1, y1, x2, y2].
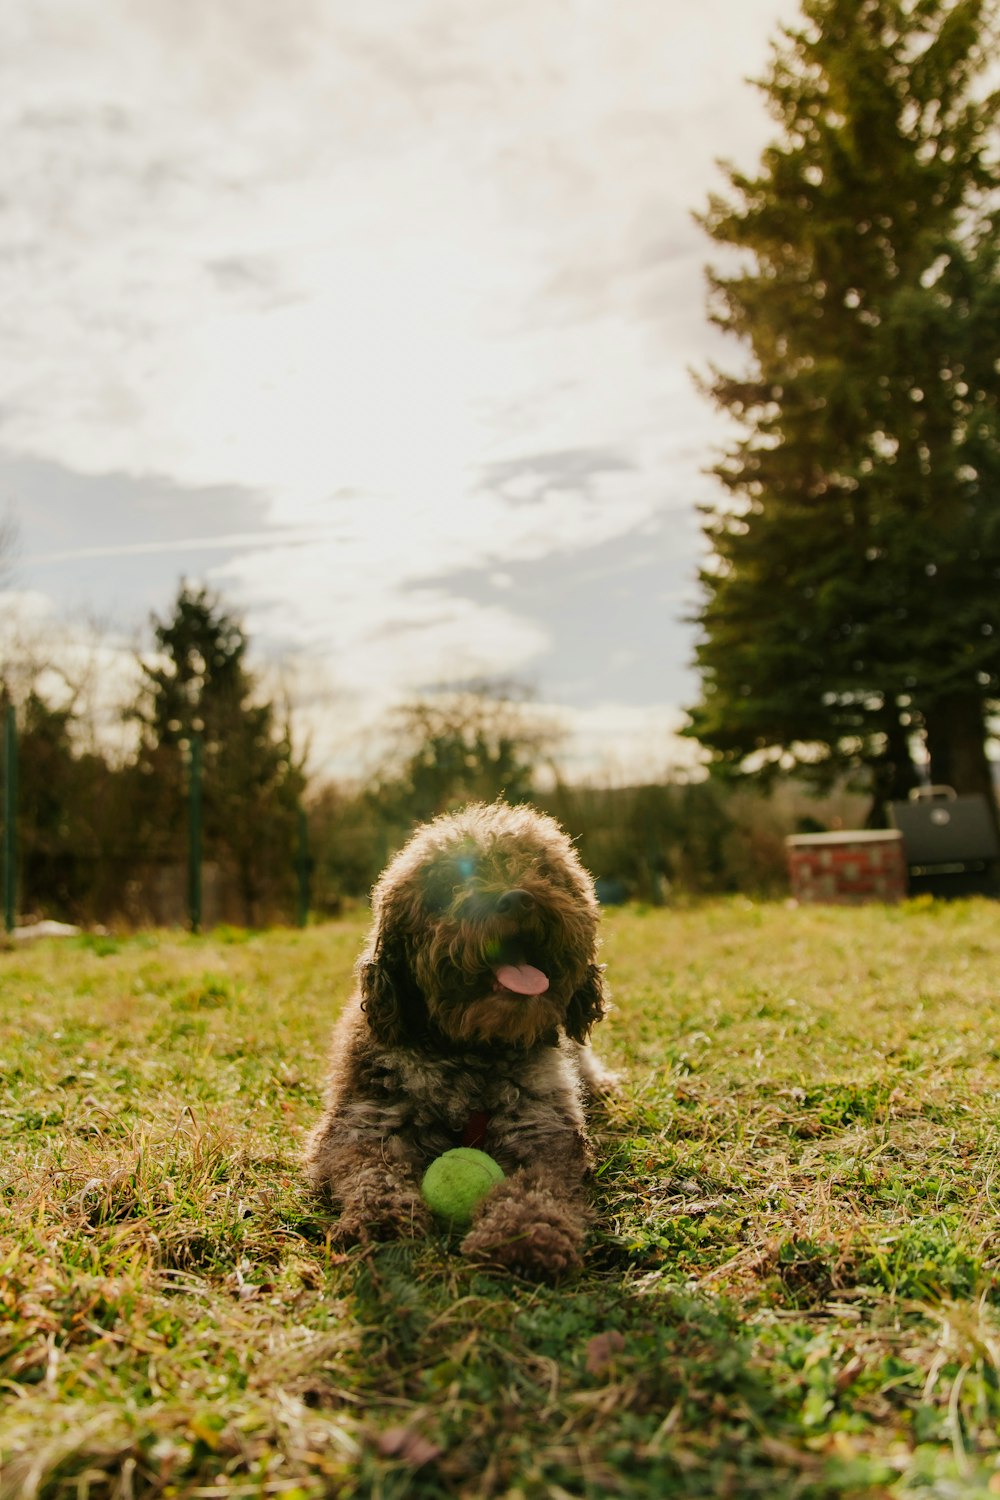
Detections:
[421, 1148, 505, 1228]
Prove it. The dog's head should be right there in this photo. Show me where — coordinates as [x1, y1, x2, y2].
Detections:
[359, 801, 606, 1050]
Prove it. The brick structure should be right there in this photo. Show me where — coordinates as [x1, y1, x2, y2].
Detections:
[786, 830, 908, 905]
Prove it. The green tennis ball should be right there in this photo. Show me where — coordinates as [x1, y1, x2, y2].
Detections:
[421, 1148, 505, 1228]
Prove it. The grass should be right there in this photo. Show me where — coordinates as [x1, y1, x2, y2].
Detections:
[2, 897, 1000, 1498]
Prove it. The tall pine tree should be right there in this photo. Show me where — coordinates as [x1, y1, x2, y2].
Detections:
[690, 0, 1000, 817]
[134, 584, 305, 922]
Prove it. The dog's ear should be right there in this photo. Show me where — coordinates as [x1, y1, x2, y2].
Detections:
[564, 962, 607, 1042]
[359, 932, 425, 1047]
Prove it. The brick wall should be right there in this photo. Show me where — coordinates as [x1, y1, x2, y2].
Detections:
[786, 831, 907, 905]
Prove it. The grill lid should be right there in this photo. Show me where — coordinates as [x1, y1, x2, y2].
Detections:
[889, 789, 1000, 865]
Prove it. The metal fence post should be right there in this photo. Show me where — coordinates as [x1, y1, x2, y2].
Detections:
[3, 704, 16, 934]
[188, 733, 203, 933]
[296, 804, 311, 928]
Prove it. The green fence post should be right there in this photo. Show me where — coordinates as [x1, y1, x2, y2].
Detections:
[188, 733, 203, 934]
[296, 805, 311, 928]
[3, 704, 16, 935]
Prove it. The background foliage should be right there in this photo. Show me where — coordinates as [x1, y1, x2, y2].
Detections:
[1, 592, 870, 926]
[690, 0, 1000, 816]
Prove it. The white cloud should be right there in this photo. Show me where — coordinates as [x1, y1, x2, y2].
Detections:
[0, 588, 51, 623]
[0, 0, 799, 769]
[553, 700, 705, 786]
[1, 0, 793, 487]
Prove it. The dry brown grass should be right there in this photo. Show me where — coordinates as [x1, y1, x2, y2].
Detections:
[2, 899, 1000, 1496]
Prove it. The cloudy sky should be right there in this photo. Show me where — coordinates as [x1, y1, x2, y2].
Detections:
[0, 0, 797, 781]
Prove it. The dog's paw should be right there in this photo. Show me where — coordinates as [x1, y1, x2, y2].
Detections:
[334, 1189, 433, 1245]
[587, 1067, 622, 1103]
[574, 1044, 622, 1102]
[459, 1183, 583, 1280]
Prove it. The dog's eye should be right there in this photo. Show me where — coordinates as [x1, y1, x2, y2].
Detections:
[422, 855, 480, 912]
[423, 867, 464, 912]
[422, 876, 452, 913]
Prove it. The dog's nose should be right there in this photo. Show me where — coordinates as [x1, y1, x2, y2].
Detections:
[497, 888, 534, 916]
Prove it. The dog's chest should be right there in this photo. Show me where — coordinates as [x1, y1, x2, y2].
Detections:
[392, 1048, 565, 1138]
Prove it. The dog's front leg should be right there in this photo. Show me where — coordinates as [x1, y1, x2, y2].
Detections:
[305, 1118, 432, 1244]
[460, 1131, 592, 1279]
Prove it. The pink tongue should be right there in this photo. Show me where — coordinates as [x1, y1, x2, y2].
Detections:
[495, 963, 550, 996]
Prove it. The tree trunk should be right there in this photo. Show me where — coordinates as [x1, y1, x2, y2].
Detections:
[866, 705, 921, 826]
[922, 691, 999, 829]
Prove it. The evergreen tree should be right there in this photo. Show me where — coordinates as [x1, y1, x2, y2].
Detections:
[135, 584, 305, 922]
[0, 681, 138, 924]
[690, 0, 1000, 817]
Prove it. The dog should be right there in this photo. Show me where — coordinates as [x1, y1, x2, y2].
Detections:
[304, 800, 613, 1278]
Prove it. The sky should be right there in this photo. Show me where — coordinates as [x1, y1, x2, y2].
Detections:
[0, 0, 799, 783]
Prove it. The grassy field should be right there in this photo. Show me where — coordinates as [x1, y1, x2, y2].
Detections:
[3, 898, 1000, 1498]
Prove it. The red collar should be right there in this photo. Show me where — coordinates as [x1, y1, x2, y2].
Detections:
[461, 1110, 491, 1149]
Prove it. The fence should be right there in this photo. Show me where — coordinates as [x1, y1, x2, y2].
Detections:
[1, 712, 312, 934]
[3, 704, 16, 933]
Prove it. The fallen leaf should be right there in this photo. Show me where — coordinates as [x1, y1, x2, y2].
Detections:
[835, 1354, 864, 1393]
[375, 1426, 442, 1467]
[586, 1330, 626, 1375]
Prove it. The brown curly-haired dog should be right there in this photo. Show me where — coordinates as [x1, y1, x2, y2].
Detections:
[304, 800, 614, 1279]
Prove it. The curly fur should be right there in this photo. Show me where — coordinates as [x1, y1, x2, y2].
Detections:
[304, 801, 614, 1278]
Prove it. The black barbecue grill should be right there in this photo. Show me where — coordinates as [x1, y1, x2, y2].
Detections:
[889, 786, 1000, 898]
